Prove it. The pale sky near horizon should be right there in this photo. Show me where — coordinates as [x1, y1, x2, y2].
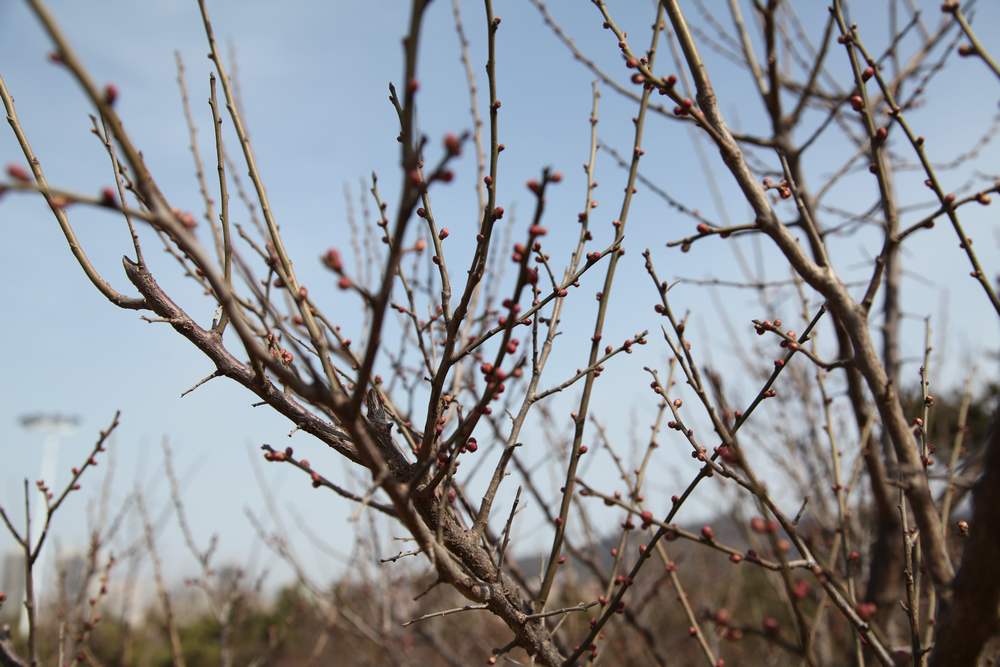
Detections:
[1, 0, 998, 598]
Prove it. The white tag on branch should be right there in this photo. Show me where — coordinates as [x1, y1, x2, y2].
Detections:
[211, 304, 224, 329]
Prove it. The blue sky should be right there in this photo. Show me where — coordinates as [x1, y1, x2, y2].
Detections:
[1, 1, 998, 592]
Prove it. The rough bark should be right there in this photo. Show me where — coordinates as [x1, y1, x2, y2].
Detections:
[929, 409, 1000, 666]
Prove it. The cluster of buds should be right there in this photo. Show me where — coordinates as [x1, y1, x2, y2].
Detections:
[265, 331, 294, 365]
[657, 74, 678, 96]
[75, 558, 115, 645]
[496, 304, 532, 331]
[263, 447, 323, 488]
[504, 335, 520, 355]
[526, 171, 563, 198]
[623, 49, 679, 97]
[749, 516, 779, 534]
[673, 97, 694, 117]
[710, 607, 743, 641]
[754, 319, 800, 352]
[611, 333, 646, 356]
[761, 177, 792, 200]
[35, 478, 54, 502]
[263, 446, 293, 462]
[479, 359, 524, 402]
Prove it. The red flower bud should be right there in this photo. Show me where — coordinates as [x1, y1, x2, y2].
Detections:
[323, 248, 343, 272]
[855, 602, 877, 621]
[443, 133, 461, 156]
[792, 580, 810, 599]
[103, 84, 119, 106]
[171, 209, 197, 230]
[6, 164, 30, 183]
[100, 187, 118, 208]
